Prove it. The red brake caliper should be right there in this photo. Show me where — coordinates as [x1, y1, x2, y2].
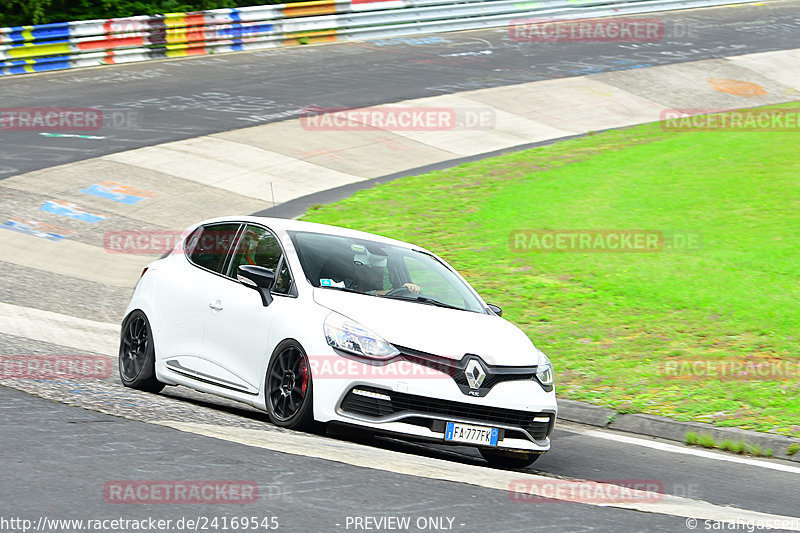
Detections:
[299, 359, 308, 394]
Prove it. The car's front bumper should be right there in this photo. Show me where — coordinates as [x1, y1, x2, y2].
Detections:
[312, 355, 557, 453]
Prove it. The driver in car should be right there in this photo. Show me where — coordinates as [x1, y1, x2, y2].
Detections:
[352, 252, 420, 296]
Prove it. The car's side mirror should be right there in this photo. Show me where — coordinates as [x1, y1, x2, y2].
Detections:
[487, 304, 502, 317]
[237, 265, 275, 306]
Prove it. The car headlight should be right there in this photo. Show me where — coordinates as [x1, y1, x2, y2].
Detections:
[536, 355, 555, 389]
[324, 313, 399, 360]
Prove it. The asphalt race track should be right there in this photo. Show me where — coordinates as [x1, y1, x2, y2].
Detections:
[3, 376, 800, 532]
[2, 387, 690, 532]
[1, 1, 800, 531]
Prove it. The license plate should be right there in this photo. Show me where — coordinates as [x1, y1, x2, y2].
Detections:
[444, 422, 499, 446]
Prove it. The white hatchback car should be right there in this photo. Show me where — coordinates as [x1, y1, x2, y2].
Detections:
[120, 216, 557, 467]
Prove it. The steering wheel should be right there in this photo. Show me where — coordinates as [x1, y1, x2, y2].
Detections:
[385, 286, 412, 297]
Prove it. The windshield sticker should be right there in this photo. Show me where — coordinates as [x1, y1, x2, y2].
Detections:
[320, 278, 346, 288]
[350, 244, 367, 253]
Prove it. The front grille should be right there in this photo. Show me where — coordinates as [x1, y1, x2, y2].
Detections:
[340, 387, 553, 440]
[395, 346, 541, 397]
[452, 372, 534, 390]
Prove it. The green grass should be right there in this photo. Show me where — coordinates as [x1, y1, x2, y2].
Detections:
[703, 437, 771, 457]
[715, 438, 751, 455]
[698, 434, 717, 449]
[302, 104, 800, 437]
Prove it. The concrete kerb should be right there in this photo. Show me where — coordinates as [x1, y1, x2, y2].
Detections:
[558, 400, 800, 463]
[252, 130, 594, 219]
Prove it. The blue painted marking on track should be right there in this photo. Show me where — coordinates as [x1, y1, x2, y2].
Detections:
[40, 201, 105, 223]
[0, 219, 71, 241]
[81, 183, 150, 205]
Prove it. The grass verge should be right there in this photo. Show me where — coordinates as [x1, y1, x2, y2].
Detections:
[301, 104, 800, 437]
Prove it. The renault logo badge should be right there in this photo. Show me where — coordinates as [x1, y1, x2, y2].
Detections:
[465, 359, 486, 390]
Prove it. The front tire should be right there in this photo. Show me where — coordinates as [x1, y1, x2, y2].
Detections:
[119, 310, 164, 393]
[480, 448, 541, 469]
[265, 341, 316, 431]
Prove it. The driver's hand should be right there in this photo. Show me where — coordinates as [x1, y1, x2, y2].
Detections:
[403, 283, 421, 294]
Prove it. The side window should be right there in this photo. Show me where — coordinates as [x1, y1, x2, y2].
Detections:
[273, 258, 293, 295]
[228, 225, 293, 294]
[186, 223, 241, 274]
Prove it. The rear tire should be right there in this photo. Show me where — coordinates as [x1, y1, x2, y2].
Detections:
[119, 310, 164, 393]
[480, 448, 541, 469]
[265, 341, 316, 431]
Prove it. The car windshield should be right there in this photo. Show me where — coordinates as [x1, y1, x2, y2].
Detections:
[288, 230, 486, 313]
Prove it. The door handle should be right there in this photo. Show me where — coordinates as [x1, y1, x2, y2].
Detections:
[208, 300, 223, 311]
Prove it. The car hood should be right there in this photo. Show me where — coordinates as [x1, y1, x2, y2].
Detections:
[313, 288, 545, 367]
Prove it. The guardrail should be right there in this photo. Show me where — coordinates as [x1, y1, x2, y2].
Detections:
[0, 0, 751, 76]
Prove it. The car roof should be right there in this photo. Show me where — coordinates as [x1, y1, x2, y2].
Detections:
[193, 215, 426, 252]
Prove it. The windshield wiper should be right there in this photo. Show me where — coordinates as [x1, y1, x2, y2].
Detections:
[414, 296, 463, 310]
[380, 294, 463, 311]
